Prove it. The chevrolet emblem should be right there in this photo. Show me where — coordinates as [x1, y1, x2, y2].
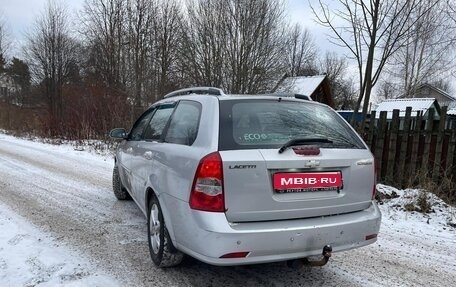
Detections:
[305, 160, 320, 168]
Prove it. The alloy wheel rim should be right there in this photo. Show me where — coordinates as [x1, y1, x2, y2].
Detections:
[149, 203, 161, 254]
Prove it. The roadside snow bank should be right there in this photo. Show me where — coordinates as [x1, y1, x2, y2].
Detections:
[377, 183, 456, 232]
[0, 130, 116, 157]
[0, 202, 120, 287]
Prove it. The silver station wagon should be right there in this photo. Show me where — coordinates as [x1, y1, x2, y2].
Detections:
[110, 87, 381, 268]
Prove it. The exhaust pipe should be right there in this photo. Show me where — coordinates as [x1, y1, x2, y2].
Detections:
[287, 245, 332, 269]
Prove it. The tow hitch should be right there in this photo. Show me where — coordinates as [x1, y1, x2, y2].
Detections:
[287, 245, 333, 269]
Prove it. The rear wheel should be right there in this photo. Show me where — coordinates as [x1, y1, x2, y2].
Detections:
[112, 166, 131, 200]
[147, 195, 184, 267]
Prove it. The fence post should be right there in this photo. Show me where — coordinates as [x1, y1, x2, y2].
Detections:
[368, 110, 376, 148]
[446, 127, 456, 178]
[433, 106, 447, 181]
[386, 109, 400, 184]
[375, 111, 388, 181]
[421, 109, 435, 176]
[410, 112, 423, 177]
[398, 107, 412, 187]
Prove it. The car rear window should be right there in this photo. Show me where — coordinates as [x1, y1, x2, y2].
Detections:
[218, 99, 365, 150]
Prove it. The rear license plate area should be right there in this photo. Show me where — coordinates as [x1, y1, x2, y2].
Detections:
[273, 172, 342, 193]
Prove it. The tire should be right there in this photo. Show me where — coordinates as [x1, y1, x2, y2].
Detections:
[147, 195, 184, 267]
[112, 166, 131, 200]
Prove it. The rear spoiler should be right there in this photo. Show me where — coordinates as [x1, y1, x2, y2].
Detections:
[256, 93, 312, 101]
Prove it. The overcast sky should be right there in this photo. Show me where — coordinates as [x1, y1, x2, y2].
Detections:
[1, 0, 85, 55]
[1, 0, 340, 58]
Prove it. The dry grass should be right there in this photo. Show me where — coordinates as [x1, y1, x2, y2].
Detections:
[405, 166, 456, 206]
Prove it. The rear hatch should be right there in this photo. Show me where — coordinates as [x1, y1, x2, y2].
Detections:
[218, 98, 375, 222]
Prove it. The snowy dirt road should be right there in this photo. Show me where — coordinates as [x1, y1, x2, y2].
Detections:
[1, 134, 455, 286]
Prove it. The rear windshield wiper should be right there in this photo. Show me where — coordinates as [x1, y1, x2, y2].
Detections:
[278, 138, 333, 154]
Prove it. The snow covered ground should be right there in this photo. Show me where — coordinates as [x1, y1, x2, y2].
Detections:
[377, 183, 456, 234]
[0, 202, 120, 287]
[0, 133, 120, 286]
[0, 132, 455, 286]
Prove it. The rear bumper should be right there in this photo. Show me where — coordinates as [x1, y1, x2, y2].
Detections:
[169, 197, 381, 266]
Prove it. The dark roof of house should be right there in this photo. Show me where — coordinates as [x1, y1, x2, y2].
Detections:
[414, 83, 455, 102]
[272, 74, 334, 107]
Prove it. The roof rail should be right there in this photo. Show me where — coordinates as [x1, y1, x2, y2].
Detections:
[163, 87, 225, 98]
[258, 93, 312, 101]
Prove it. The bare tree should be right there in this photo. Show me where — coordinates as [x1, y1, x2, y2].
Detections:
[24, 1, 80, 122]
[81, 0, 127, 90]
[124, 0, 153, 109]
[449, 0, 456, 22]
[376, 79, 396, 101]
[124, 0, 182, 105]
[312, 0, 433, 128]
[335, 78, 358, 110]
[180, 0, 287, 94]
[450, 1, 456, 79]
[0, 11, 10, 70]
[5, 57, 31, 105]
[81, 0, 181, 108]
[387, 0, 456, 97]
[320, 52, 346, 84]
[286, 24, 317, 76]
[430, 78, 453, 93]
[149, 0, 181, 101]
[224, 0, 286, 93]
[178, 0, 232, 89]
[319, 52, 357, 109]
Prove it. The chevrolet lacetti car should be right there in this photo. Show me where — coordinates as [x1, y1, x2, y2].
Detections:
[110, 87, 381, 268]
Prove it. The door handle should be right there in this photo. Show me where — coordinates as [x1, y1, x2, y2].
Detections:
[143, 151, 154, 160]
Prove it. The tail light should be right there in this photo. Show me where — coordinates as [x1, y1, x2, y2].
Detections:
[372, 160, 377, 200]
[189, 152, 225, 212]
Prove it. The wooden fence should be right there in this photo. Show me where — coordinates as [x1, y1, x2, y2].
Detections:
[360, 106, 456, 187]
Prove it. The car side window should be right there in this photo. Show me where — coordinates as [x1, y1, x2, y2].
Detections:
[164, 101, 202, 146]
[128, 108, 155, 141]
[143, 104, 176, 141]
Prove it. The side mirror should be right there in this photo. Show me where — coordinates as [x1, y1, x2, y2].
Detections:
[110, 128, 128, 139]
